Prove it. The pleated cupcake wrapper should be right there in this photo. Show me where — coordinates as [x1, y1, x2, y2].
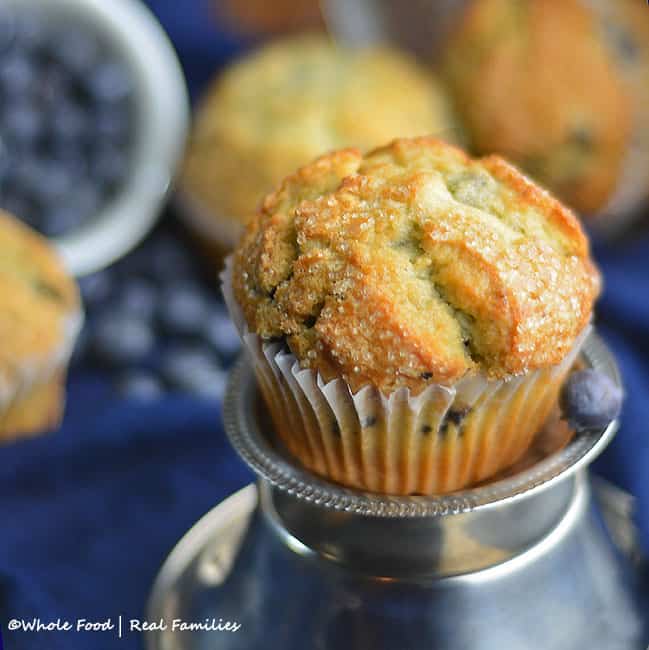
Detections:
[176, 189, 244, 253]
[0, 307, 83, 433]
[221, 256, 588, 494]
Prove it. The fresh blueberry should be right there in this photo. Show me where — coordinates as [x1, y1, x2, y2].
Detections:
[604, 24, 639, 64]
[13, 10, 48, 52]
[33, 161, 74, 205]
[34, 65, 70, 107]
[161, 345, 225, 398]
[158, 284, 209, 337]
[49, 144, 88, 183]
[49, 101, 89, 143]
[94, 107, 131, 143]
[39, 202, 87, 237]
[559, 369, 623, 432]
[149, 235, 195, 280]
[78, 269, 113, 306]
[86, 60, 133, 105]
[0, 52, 35, 95]
[117, 371, 164, 401]
[117, 279, 158, 321]
[203, 308, 241, 360]
[1, 101, 42, 147]
[8, 157, 42, 196]
[91, 145, 127, 190]
[49, 26, 99, 75]
[91, 312, 154, 367]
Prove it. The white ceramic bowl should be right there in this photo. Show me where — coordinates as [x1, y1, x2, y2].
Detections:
[5, 0, 189, 276]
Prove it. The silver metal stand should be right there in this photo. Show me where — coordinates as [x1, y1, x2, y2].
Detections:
[147, 334, 648, 650]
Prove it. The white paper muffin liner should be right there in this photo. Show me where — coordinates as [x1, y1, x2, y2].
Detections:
[0, 306, 83, 438]
[221, 256, 588, 494]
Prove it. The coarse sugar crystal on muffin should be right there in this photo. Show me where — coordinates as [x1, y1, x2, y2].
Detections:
[442, 0, 632, 216]
[226, 137, 600, 494]
[181, 33, 461, 251]
[0, 211, 81, 440]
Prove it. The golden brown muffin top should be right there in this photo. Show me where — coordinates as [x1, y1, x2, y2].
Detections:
[443, 0, 631, 215]
[182, 33, 459, 223]
[233, 137, 600, 394]
[0, 212, 80, 383]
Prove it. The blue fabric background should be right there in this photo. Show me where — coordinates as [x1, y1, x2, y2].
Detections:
[0, 2, 648, 648]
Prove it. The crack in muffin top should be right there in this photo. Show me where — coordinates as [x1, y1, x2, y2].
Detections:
[233, 137, 600, 394]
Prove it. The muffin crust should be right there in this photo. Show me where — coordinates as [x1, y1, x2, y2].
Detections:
[233, 138, 599, 394]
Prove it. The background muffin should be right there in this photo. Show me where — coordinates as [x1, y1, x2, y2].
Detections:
[227, 137, 599, 494]
[588, 0, 649, 226]
[443, 0, 632, 215]
[0, 211, 81, 441]
[181, 34, 460, 250]
[216, 0, 324, 35]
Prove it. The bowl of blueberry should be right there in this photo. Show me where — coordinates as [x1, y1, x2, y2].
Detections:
[0, 0, 189, 276]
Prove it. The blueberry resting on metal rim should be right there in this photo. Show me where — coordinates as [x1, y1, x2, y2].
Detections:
[559, 369, 623, 432]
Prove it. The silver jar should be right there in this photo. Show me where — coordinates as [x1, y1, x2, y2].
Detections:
[147, 333, 647, 650]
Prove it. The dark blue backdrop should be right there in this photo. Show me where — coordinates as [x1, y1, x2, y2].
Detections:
[0, 2, 648, 649]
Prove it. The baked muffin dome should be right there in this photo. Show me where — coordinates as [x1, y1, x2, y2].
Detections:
[233, 137, 599, 394]
[182, 34, 459, 224]
[442, 0, 631, 215]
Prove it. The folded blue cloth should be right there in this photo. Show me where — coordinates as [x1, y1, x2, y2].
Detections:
[592, 234, 649, 552]
[0, 374, 252, 650]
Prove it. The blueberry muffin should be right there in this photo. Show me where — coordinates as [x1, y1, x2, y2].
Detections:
[225, 137, 599, 494]
[442, 0, 632, 215]
[589, 0, 649, 225]
[0, 211, 81, 440]
[181, 34, 461, 251]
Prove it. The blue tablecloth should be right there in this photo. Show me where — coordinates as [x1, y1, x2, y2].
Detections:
[0, 2, 648, 648]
